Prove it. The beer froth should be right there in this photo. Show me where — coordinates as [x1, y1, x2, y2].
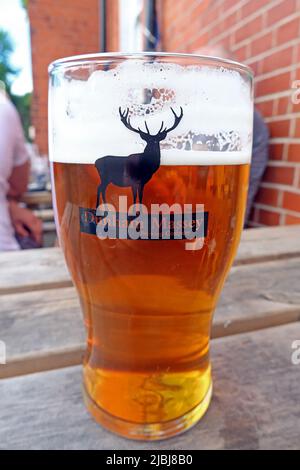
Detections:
[49, 60, 253, 165]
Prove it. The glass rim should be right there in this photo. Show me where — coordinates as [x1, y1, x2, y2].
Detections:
[48, 51, 253, 78]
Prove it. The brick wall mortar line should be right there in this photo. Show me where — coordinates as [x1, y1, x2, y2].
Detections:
[248, 221, 264, 227]
[254, 68, 294, 84]
[164, 0, 223, 36]
[294, 166, 300, 186]
[266, 161, 300, 168]
[183, 0, 279, 50]
[180, 0, 249, 47]
[246, 37, 300, 66]
[206, 0, 288, 47]
[287, 46, 298, 114]
[271, 24, 277, 49]
[261, 182, 300, 194]
[255, 90, 292, 102]
[273, 97, 279, 116]
[269, 137, 300, 143]
[253, 203, 300, 216]
[290, 116, 297, 137]
[279, 212, 285, 224]
[283, 142, 289, 161]
[265, 113, 300, 123]
[278, 189, 284, 207]
[231, 11, 300, 51]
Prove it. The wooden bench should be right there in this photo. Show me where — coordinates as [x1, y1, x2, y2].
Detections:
[21, 193, 56, 247]
[33, 208, 54, 222]
[0, 225, 299, 449]
[21, 190, 52, 208]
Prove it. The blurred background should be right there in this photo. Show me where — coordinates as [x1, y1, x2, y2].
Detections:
[0, 0, 300, 249]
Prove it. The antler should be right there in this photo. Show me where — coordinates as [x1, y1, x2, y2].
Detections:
[119, 107, 151, 135]
[119, 107, 141, 134]
[119, 106, 183, 137]
[164, 107, 183, 134]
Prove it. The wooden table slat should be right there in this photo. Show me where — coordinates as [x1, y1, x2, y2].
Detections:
[0, 225, 299, 449]
[237, 224, 300, 265]
[21, 191, 52, 207]
[1, 323, 299, 450]
[0, 248, 71, 295]
[1, 257, 299, 379]
[33, 208, 54, 222]
[0, 225, 300, 296]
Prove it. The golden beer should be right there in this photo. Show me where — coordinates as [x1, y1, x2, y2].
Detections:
[49, 53, 253, 439]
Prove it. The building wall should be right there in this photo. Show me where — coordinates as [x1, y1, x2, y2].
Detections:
[28, 0, 300, 226]
[160, 0, 300, 226]
[106, 0, 120, 51]
[28, 0, 100, 155]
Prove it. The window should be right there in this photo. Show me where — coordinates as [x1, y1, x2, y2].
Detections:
[119, 0, 143, 51]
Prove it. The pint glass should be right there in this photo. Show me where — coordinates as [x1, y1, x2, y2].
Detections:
[49, 53, 253, 440]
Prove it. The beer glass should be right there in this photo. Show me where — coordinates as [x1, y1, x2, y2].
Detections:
[49, 53, 253, 440]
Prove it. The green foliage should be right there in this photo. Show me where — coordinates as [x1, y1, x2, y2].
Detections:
[0, 29, 18, 93]
[11, 92, 32, 142]
[0, 28, 31, 141]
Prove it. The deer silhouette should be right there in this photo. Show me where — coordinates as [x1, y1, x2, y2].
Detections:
[95, 106, 183, 207]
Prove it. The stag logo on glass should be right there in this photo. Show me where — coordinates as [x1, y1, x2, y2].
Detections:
[79, 106, 208, 249]
[95, 106, 183, 206]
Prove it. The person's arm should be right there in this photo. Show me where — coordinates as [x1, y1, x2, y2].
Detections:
[7, 159, 30, 200]
[244, 110, 269, 225]
[8, 199, 42, 245]
[7, 102, 30, 200]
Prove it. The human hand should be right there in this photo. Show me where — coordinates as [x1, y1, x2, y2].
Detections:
[9, 201, 43, 245]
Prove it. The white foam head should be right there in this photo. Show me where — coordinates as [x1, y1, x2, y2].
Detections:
[49, 59, 253, 165]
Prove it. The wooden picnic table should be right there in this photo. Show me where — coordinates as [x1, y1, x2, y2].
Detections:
[21, 190, 52, 208]
[20, 191, 56, 248]
[0, 224, 299, 450]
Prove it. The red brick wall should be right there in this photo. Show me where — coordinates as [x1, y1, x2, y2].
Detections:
[106, 0, 119, 51]
[160, 0, 300, 226]
[28, 0, 100, 155]
[29, 0, 300, 226]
